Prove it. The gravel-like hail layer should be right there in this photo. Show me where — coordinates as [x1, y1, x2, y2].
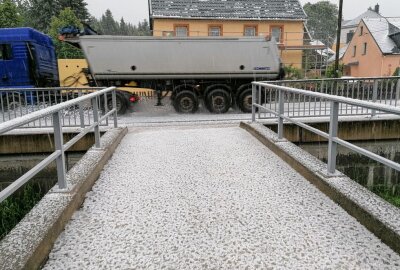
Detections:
[247, 122, 400, 234]
[43, 126, 400, 269]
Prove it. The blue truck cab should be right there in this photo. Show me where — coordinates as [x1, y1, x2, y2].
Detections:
[0, 27, 59, 89]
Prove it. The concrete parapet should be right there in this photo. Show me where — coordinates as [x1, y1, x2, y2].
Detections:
[265, 119, 400, 143]
[0, 127, 128, 270]
[0, 131, 100, 154]
[240, 122, 400, 254]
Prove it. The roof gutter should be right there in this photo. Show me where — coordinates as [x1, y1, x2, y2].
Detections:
[148, 0, 153, 31]
[151, 16, 306, 22]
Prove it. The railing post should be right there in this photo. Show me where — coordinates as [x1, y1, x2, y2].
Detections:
[278, 89, 284, 139]
[251, 84, 256, 122]
[52, 111, 67, 189]
[371, 80, 378, 116]
[327, 101, 339, 174]
[104, 93, 109, 126]
[395, 79, 400, 106]
[112, 90, 118, 128]
[78, 91, 85, 128]
[92, 97, 101, 148]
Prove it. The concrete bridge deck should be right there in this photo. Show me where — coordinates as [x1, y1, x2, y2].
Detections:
[43, 125, 400, 269]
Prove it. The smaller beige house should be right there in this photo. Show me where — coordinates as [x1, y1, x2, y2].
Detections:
[342, 18, 400, 77]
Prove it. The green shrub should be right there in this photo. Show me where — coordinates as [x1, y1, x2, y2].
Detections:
[284, 65, 304, 80]
[325, 63, 344, 78]
[0, 182, 48, 240]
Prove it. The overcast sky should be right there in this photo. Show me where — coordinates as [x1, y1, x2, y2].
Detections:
[85, 0, 399, 25]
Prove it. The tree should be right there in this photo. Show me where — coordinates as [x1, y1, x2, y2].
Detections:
[135, 19, 151, 36]
[11, 0, 30, 25]
[59, 0, 89, 22]
[49, 7, 83, 58]
[86, 15, 101, 33]
[25, 0, 89, 32]
[0, 0, 23, 28]
[119, 17, 127, 35]
[303, 1, 338, 46]
[99, 9, 118, 34]
[26, 0, 61, 32]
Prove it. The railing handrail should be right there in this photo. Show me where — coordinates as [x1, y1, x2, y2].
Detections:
[251, 81, 400, 176]
[267, 76, 400, 83]
[0, 87, 115, 134]
[0, 87, 103, 92]
[252, 82, 400, 115]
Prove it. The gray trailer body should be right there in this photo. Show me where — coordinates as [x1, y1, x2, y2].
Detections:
[78, 36, 281, 81]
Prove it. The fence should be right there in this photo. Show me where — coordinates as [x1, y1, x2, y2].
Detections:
[0, 87, 114, 127]
[251, 81, 400, 175]
[0, 87, 118, 204]
[254, 76, 400, 119]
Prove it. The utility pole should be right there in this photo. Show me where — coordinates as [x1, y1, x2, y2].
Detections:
[334, 0, 344, 78]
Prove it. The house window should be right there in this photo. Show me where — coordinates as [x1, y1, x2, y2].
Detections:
[360, 26, 364, 36]
[208, 25, 222, 36]
[353, 45, 357, 57]
[270, 26, 283, 43]
[362, 42, 367, 55]
[0, 44, 12, 60]
[346, 30, 355, 43]
[244, 25, 257, 36]
[174, 25, 189, 37]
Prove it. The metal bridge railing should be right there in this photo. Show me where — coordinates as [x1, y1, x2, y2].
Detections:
[251, 81, 400, 175]
[256, 76, 400, 119]
[0, 87, 113, 127]
[0, 87, 118, 204]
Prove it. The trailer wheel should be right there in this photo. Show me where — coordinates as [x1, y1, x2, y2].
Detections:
[104, 94, 127, 115]
[173, 90, 199, 113]
[237, 88, 254, 113]
[4, 93, 24, 111]
[205, 89, 231, 114]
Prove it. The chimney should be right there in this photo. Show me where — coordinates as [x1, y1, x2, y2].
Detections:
[375, 4, 380, 13]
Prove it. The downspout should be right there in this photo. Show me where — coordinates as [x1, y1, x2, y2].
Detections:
[148, 0, 153, 33]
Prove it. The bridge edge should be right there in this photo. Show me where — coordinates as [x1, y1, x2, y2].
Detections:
[240, 121, 400, 255]
[0, 127, 128, 270]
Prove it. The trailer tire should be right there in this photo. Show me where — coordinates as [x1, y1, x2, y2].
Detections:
[4, 93, 24, 111]
[173, 90, 199, 113]
[205, 89, 231, 114]
[103, 94, 127, 115]
[237, 88, 254, 113]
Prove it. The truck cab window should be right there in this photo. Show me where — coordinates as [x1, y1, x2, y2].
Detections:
[0, 44, 12, 60]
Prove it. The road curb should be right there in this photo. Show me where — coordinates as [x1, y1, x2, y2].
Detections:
[240, 121, 400, 254]
[0, 127, 128, 270]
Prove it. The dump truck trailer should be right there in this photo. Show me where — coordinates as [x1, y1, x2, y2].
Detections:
[72, 35, 284, 113]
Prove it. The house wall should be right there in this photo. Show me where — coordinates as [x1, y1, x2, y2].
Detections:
[152, 19, 305, 68]
[342, 21, 400, 77]
[382, 56, 400, 76]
